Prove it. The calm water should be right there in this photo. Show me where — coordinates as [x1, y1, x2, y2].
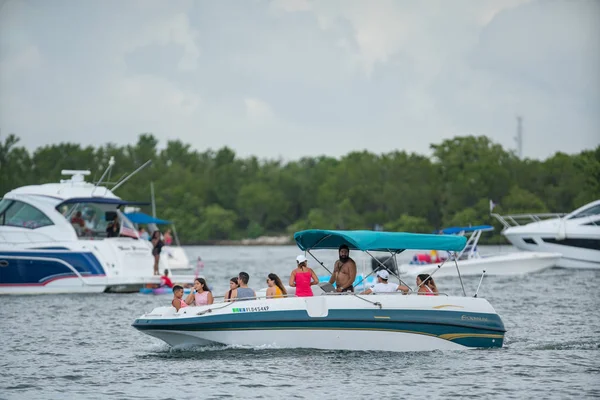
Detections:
[1, 246, 599, 399]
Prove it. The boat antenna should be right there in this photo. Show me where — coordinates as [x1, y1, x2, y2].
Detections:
[150, 181, 156, 218]
[112, 159, 152, 192]
[90, 156, 115, 197]
[93, 156, 115, 188]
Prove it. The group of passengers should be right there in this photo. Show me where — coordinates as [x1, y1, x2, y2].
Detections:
[171, 244, 438, 311]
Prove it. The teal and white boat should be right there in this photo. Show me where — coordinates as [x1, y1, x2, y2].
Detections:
[132, 230, 506, 352]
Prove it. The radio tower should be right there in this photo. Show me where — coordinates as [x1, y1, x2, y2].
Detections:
[515, 116, 523, 159]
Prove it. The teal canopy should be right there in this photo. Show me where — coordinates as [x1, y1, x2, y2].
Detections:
[124, 212, 171, 225]
[294, 229, 467, 252]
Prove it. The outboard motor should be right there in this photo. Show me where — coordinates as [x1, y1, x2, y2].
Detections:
[371, 256, 398, 275]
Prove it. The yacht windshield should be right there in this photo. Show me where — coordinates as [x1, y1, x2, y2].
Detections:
[568, 204, 600, 219]
[58, 201, 139, 240]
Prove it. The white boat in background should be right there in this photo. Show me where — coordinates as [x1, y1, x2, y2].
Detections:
[492, 200, 600, 269]
[0, 159, 164, 294]
[133, 229, 506, 352]
[399, 225, 560, 277]
[123, 210, 190, 271]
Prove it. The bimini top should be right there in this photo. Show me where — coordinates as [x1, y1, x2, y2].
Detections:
[124, 212, 171, 225]
[437, 225, 494, 235]
[294, 229, 467, 252]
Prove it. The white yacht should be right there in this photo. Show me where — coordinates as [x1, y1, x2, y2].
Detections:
[0, 165, 162, 294]
[492, 200, 600, 269]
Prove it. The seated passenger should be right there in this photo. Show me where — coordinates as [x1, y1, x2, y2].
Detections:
[230, 272, 256, 301]
[360, 270, 408, 294]
[171, 285, 188, 311]
[290, 255, 319, 297]
[160, 269, 173, 288]
[416, 274, 438, 295]
[70, 211, 85, 228]
[224, 277, 239, 302]
[266, 273, 287, 299]
[185, 277, 214, 306]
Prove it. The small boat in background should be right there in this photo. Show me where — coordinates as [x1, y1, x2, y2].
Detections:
[139, 287, 192, 295]
[399, 225, 560, 277]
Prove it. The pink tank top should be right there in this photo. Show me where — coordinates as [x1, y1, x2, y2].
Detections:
[176, 299, 188, 308]
[194, 291, 209, 306]
[294, 270, 313, 297]
[423, 285, 435, 296]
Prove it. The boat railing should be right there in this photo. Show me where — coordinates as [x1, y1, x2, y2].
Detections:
[0, 255, 103, 287]
[187, 290, 449, 313]
[490, 212, 566, 229]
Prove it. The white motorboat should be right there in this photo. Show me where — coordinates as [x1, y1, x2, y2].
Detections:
[492, 200, 600, 269]
[132, 229, 506, 352]
[123, 210, 190, 271]
[398, 225, 560, 277]
[0, 160, 164, 294]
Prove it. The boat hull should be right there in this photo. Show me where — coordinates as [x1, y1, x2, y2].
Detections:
[160, 246, 190, 271]
[503, 232, 600, 269]
[133, 295, 505, 352]
[399, 251, 560, 277]
[0, 242, 161, 295]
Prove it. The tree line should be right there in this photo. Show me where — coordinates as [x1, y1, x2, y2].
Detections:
[1, 133, 598, 244]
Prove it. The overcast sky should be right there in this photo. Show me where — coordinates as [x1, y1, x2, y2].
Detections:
[1, 0, 599, 160]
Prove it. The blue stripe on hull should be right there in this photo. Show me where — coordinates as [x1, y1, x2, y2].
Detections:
[133, 309, 505, 348]
[0, 251, 106, 285]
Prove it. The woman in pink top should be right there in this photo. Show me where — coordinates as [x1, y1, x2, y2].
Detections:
[289, 255, 319, 297]
[185, 277, 214, 306]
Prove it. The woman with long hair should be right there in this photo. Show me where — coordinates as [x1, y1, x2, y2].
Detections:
[185, 277, 214, 305]
[224, 277, 239, 302]
[266, 273, 287, 299]
[416, 274, 438, 295]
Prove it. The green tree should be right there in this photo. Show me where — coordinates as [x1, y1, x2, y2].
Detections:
[384, 215, 432, 233]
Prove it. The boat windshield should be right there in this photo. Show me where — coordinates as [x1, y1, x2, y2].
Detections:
[567, 203, 600, 219]
[57, 201, 139, 240]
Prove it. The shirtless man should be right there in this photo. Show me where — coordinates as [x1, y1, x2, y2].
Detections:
[329, 244, 357, 292]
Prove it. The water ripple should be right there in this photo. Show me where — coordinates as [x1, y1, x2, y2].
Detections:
[0, 247, 599, 399]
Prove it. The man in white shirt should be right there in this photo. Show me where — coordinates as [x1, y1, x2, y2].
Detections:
[360, 270, 408, 294]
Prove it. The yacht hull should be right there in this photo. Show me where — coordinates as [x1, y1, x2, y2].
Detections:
[399, 251, 560, 277]
[0, 243, 160, 295]
[503, 231, 600, 270]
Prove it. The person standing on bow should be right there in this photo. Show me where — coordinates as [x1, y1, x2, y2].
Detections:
[328, 244, 357, 293]
[289, 255, 318, 297]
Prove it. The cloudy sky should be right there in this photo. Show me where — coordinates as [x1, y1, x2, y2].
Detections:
[1, 0, 599, 160]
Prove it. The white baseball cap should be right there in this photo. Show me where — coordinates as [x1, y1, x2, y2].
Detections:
[376, 270, 389, 280]
[296, 255, 308, 264]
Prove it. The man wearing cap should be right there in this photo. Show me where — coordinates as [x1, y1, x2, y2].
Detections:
[290, 255, 319, 297]
[328, 244, 357, 293]
[360, 269, 409, 295]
